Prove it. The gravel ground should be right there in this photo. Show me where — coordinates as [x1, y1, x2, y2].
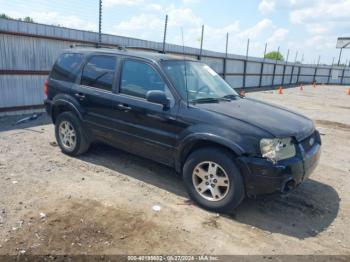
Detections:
[0, 84, 349, 256]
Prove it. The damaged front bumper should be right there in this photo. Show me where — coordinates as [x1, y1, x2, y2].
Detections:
[237, 131, 322, 197]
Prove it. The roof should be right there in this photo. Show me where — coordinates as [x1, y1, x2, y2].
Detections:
[66, 46, 192, 62]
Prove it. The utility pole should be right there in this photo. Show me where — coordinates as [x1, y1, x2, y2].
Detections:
[98, 0, 102, 46]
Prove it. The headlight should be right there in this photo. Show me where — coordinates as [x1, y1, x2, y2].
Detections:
[260, 137, 296, 163]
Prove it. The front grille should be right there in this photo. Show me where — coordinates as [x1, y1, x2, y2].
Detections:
[300, 132, 317, 152]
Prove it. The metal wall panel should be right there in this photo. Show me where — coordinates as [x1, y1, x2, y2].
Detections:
[225, 76, 243, 88]
[0, 75, 46, 108]
[225, 60, 244, 74]
[0, 34, 74, 70]
[1, 18, 349, 113]
[200, 57, 224, 74]
[275, 65, 284, 74]
[245, 76, 260, 87]
[261, 75, 273, 86]
[246, 62, 261, 74]
[262, 63, 274, 74]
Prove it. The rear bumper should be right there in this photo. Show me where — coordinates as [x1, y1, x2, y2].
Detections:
[238, 134, 321, 197]
[44, 99, 53, 118]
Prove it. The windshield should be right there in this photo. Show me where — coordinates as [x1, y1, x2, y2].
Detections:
[161, 61, 238, 103]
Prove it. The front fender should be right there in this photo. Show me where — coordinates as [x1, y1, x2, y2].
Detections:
[175, 124, 258, 172]
[177, 133, 245, 157]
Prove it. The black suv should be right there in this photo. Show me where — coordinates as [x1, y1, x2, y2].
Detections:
[45, 47, 321, 212]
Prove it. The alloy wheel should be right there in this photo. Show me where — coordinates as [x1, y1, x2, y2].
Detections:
[192, 161, 230, 201]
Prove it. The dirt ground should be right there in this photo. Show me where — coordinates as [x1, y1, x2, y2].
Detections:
[0, 84, 349, 256]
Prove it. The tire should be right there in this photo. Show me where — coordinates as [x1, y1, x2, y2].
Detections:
[55, 111, 90, 156]
[183, 147, 245, 213]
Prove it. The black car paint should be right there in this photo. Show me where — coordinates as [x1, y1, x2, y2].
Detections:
[45, 48, 321, 197]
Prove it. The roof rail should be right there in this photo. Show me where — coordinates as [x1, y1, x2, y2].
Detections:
[126, 46, 165, 54]
[70, 43, 126, 51]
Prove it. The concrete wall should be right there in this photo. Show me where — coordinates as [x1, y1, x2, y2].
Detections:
[1, 18, 350, 114]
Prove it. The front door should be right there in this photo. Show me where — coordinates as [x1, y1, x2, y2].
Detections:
[109, 58, 183, 166]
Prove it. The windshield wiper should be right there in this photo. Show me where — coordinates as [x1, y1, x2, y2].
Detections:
[222, 94, 240, 100]
[191, 97, 230, 104]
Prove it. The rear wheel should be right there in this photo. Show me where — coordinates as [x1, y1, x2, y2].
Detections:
[183, 147, 245, 213]
[55, 112, 90, 156]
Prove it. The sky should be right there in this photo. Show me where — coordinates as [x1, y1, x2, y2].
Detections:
[1, 0, 349, 64]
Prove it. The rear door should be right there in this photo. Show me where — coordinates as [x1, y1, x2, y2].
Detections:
[71, 54, 120, 140]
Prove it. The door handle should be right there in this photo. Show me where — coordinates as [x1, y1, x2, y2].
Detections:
[116, 103, 132, 112]
[74, 93, 86, 100]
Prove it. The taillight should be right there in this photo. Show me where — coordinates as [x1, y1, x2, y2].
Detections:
[44, 80, 49, 97]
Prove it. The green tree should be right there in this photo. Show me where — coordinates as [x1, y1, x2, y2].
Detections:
[23, 16, 34, 22]
[0, 13, 12, 19]
[0, 13, 34, 23]
[264, 51, 284, 61]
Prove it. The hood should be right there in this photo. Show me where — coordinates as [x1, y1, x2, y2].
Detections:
[195, 97, 314, 141]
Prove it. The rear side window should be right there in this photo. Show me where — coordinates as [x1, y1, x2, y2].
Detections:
[81, 55, 116, 91]
[50, 53, 84, 82]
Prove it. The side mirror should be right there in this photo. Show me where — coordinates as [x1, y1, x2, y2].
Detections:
[146, 90, 170, 109]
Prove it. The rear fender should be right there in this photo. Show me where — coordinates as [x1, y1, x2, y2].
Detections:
[52, 94, 85, 122]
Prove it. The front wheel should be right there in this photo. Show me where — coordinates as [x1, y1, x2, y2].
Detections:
[183, 147, 245, 213]
[55, 112, 90, 156]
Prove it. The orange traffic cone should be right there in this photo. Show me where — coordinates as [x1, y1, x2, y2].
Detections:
[347, 88, 350, 95]
[240, 90, 246, 97]
[278, 86, 283, 94]
[300, 85, 304, 91]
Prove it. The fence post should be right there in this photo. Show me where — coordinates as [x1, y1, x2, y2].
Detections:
[259, 43, 267, 88]
[281, 49, 289, 86]
[98, 0, 102, 46]
[223, 32, 229, 80]
[272, 62, 276, 87]
[328, 68, 332, 84]
[259, 61, 264, 88]
[296, 65, 301, 84]
[313, 55, 320, 84]
[271, 46, 280, 87]
[338, 48, 343, 65]
[328, 57, 334, 84]
[290, 51, 298, 85]
[243, 39, 249, 89]
[341, 66, 346, 85]
[313, 67, 317, 84]
[198, 25, 204, 60]
[162, 14, 168, 53]
[243, 61, 247, 89]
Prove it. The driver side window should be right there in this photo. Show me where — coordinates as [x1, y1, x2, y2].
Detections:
[120, 60, 174, 104]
